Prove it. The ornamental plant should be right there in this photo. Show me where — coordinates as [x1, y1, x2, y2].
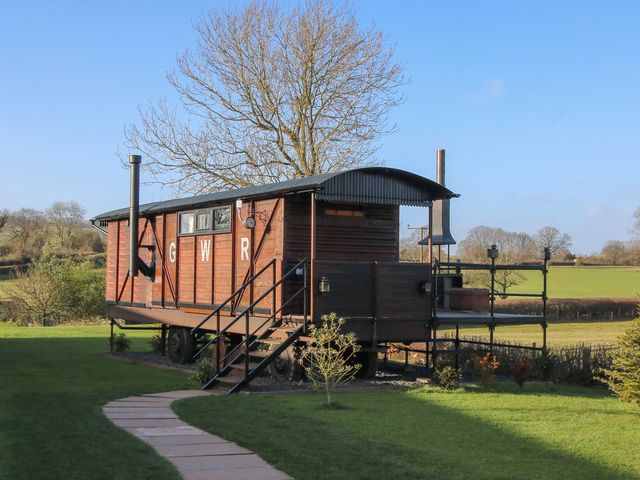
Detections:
[435, 366, 462, 391]
[474, 353, 500, 388]
[603, 317, 640, 406]
[512, 359, 532, 388]
[300, 313, 360, 407]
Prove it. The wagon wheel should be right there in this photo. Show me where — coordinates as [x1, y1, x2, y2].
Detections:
[268, 345, 302, 382]
[168, 326, 196, 364]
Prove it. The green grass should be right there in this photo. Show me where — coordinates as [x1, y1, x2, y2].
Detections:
[442, 319, 636, 348]
[512, 266, 640, 298]
[0, 324, 197, 480]
[175, 385, 640, 480]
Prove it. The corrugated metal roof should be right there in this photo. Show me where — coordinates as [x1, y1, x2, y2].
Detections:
[93, 167, 458, 221]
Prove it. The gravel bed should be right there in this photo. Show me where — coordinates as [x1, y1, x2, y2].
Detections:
[113, 351, 197, 372]
[113, 351, 432, 392]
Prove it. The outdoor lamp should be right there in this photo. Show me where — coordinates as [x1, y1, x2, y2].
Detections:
[487, 244, 499, 260]
[318, 276, 330, 294]
[542, 247, 551, 261]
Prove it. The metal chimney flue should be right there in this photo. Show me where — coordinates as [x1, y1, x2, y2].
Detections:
[436, 148, 445, 186]
[420, 148, 456, 247]
[129, 155, 141, 277]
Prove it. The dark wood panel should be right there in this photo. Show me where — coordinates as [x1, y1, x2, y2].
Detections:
[284, 195, 399, 262]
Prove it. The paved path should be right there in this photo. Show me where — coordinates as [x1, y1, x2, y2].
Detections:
[103, 390, 291, 480]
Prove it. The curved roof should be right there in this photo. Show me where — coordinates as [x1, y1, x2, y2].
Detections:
[93, 167, 458, 221]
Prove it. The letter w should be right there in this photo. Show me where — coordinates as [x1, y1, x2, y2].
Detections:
[200, 239, 211, 262]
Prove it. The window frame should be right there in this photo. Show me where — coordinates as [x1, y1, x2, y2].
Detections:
[178, 205, 232, 237]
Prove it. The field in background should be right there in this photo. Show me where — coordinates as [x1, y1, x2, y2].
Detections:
[510, 266, 639, 298]
[440, 319, 635, 348]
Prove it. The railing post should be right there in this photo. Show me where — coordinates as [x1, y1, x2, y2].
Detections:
[109, 318, 114, 354]
[490, 255, 496, 318]
[272, 260, 277, 325]
[245, 311, 250, 380]
[303, 262, 308, 333]
[454, 323, 460, 370]
[160, 323, 167, 356]
[216, 311, 221, 374]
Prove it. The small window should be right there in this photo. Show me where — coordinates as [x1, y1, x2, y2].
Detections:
[196, 211, 211, 231]
[213, 207, 231, 232]
[179, 212, 195, 234]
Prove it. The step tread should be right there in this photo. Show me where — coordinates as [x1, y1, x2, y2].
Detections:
[249, 349, 272, 358]
[216, 374, 245, 385]
[229, 361, 261, 371]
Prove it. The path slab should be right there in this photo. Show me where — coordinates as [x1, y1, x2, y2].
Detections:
[104, 389, 291, 479]
[104, 412, 178, 419]
[155, 442, 252, 457]
[140, 434, 229, 446]
[180, 468, 290, 480]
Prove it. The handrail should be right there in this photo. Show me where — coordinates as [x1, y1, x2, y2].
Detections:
[192, 257, 307, 364]
[190, 258, 277, 335]
[199, 257, 308, 385]
[224, 258, 307, 335]
[217, 285, 306, 370]
[432, 254, 549, 353]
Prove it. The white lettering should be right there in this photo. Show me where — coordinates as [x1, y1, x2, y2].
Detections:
[241, 237, 250, 261]
[200, 239, 211, 262]
[169, 242, 176, 263]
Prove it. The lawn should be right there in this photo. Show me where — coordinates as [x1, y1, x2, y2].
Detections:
[0, 324, 197, 480]
[441, 319, 635, 348]
[511, 266, 640, 298]
[175, 385, 640, 480]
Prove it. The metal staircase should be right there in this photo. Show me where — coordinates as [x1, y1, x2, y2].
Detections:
[191, 258, 308, 394]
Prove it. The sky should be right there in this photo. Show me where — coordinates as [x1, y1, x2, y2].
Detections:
[1, 1, 638, 254]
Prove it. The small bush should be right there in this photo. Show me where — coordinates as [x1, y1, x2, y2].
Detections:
[111, 333, 130, 353]
[512, 359, 532, 388]
[603, 318, 640, 406]
[191, 357, 216, 385]
[300, 313, 360, 406]
[150, 334, 163, 353]
[533, 352, 557, 383]
[475, 353, 500, 388]
[434, 366, 462, 391]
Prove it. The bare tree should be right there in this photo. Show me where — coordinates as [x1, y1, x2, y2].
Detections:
[457, 226, 537, 295]
[125, 0, 405, 194]
[633, 207, 640, 238]
[0, 209, 8, 231]
[601, 240, 626, 266]
[46, 201, 86, 254]
[7, 209, 46, 258]
[534, 226, 572, 258]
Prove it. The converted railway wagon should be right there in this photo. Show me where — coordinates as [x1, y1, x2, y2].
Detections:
[93, 158, 457, 388]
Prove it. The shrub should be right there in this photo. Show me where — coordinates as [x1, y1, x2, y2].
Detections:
[191, 357, 216, 385]
[111, 333, 130, 353]
[512, 359, 532, 388]
[603, 318, 640, 406]
[434, 366, 462, 391]
[300, 313, 360, 406]
[150, 334, 163, 353]
[8, 246, 106, 325]
[474, 353, 500, 388]
[533, 352, 556, 383]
